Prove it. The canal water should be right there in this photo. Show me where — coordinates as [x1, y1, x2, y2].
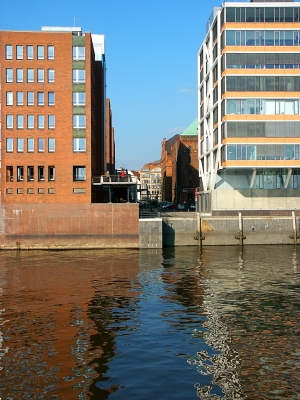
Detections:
[0, 245, 299, 399]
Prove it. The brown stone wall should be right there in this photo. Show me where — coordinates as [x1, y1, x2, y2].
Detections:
[0, 203, 139, 249]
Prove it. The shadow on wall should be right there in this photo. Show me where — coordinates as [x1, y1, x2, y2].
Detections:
[162, 219, 175, 247]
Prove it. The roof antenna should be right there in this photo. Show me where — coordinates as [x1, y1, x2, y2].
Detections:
[74, 16, 76, 27]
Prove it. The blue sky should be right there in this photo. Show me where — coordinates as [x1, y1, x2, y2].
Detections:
[1, 0, 214, 170]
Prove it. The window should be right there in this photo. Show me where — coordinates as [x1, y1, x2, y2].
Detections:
[27, 68, 34, 83]
[38, 166, 45, 181]
[6, 68, 13, 82]
[17, 115, 24, 129]
[48, 45, 54, 60]
[72, 46, 85, 60]
[48, 92, 55, 106]
[27, 166, 34, 181]
[48, 138, 55, 152]
[27, 138, 34, 152]
[37, 45, 44, 59]
[27, 45, 33, 60]
[17, 92, 23, 105]
[6, 115, 13, 129]
[48, 69, 54, 83]
[38, 92, 44, 106]
[27, 92, 34, 106]
[6, 166, 13, 182]
[73, 92, 86, 106]
[17, 166, 24, 181]
[73, 69, 85, 83]
[6, 138, 13, 152]
[16, 45, 23, 59]
[73, 115, 86, 129]
[38, 115, 44, 129]
[38, 138, 44, 152]
[6, 92, 13, 106]
[37, 69, 44, 83]
[48, 115, 55, 129]
[73, 166, 86, 181]
[17, 138, 24, 152]
[27, 115, 34, 129]
[16, 69, 23, 82]
[6, 45, 12, 59]
[73, 138, 86, 152]
[48, 166, 55, 181]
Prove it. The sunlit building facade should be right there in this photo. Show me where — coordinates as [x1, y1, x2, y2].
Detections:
[198, 0, 300, 212]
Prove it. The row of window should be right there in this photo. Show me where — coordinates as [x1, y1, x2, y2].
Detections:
[6, 114, 55, 129]
[222, 76, 300, 93]
[224, 6, 300, 24]
[5, 165, 86, 182]
[223, 99, 300, 116]
[222, 53, 300, 71]
[222, 121, 300, 139]
[5, 68, 85, 84]
[224, 30, 300, 47]
[5, 114, 86, 129]
[6, 68, 54, 83]
[6, 166, 55, 182]
[6, 137, 86, 153]
[6, 137, 55, 152]
[5, 45, 54, 60]
[224, 144, 300, 161]
[5, 45, 85, 61]
[6, 91, 55, 106]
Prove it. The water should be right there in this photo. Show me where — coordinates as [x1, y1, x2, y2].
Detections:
[0, 245, 299, 399]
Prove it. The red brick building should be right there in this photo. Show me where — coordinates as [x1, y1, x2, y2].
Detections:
[0, 26, 110, 204]
[161, 135, 179, 202]
[171, 120, 199, 205]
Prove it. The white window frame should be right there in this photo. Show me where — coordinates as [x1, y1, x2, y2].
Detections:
[27, 138, 34, 153]
[17, 138, 24, 153]
[6, 45, 12, 60]
[48, 115, 55, 129]
[27, 115, 34, 129]
[6, 115, 13, 129]
[73, 92, 86, 106]
[27, 45, 33, 60]
[37, 45, 44, 60]
[17, 91, 23, 106]
[72, 69, 85, 83]
[48, 69, 55, 83]
[48, 138, 55, 152]
[38, 92, 44, 106]
[6, 138, 13, 152]
[47, 45, 54, 60]
[48, 166, 55, 181]
[17, 115, 24, 129]
[38, 138, 45, 152]
[48, 92, 55, 106]
[37, 69, 44, 83]
[38, 166, 45, 181]
[27, 92, 34, 106]
[73, 138, 86, 152]
[27, 68, 34, 83]
[6, 92, 13, 106]
[16, 68, 23, 83]
[73, 166, 86, 181]
[73, 115, 86, 129]
[72, 46, 85, 60]
[38, 115, 44, 129]
[16, 45, 23, 60]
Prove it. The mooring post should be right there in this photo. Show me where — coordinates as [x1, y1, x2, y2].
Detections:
[235, 211, 246, 245]
[289, 211, 299, 244]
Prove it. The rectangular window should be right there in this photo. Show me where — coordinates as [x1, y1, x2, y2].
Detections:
[17, 91, 23, 105]
[37, 45, 44, 60]
[73, 115, 86, 129]
[73, 138, 86, 152]
[37, 69, 44, 83]
[27, 166, 34, 181]
[27, 92, 34, 106]
[6, 91, 13, 106]
[38, 166, 45, 181]
[6, 45, 12, 59]
[72, 46, 85, 60]
[38, 115, 44, 129]
[38, 138, 44, 152]
[17, 138, 24, 152]
[73, 92, 86, 106]
[6, 115, 13, 129]
[73, 69, 85, 83]
[38, 92, 44, 106]
[17, 166, 24, 181]
[48, 115, 55, 129]
[48, 166, 55, 181]
[48, 138, 55, 152]
[48, 92, 55, 106]
[27, 115, 34, 129]
[73, 166, 86, 181]
[48, 69, 55, 83]
[27, 45, 33, 60]
[6, 68, 13, 82]
[6, 166, 13, 182]
[16, 68, 23, 83]
[16, 45, 23, 59]
[17, 115, 24, 129]
[47, 45, 54, 60]
[6, 138, 13, 152]
[27, 68, 34, 82]
[27, 138, 34, 152]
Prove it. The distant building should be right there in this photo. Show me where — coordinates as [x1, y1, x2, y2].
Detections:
[171, 120, 199, 205]
[0, 26, 109, 204]
[140, 161, 161, 201]
[161, 135, 179, 202]
[198, 0, 300, 213]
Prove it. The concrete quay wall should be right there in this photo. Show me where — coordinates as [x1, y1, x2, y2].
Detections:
[0, 203, 139, 249]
